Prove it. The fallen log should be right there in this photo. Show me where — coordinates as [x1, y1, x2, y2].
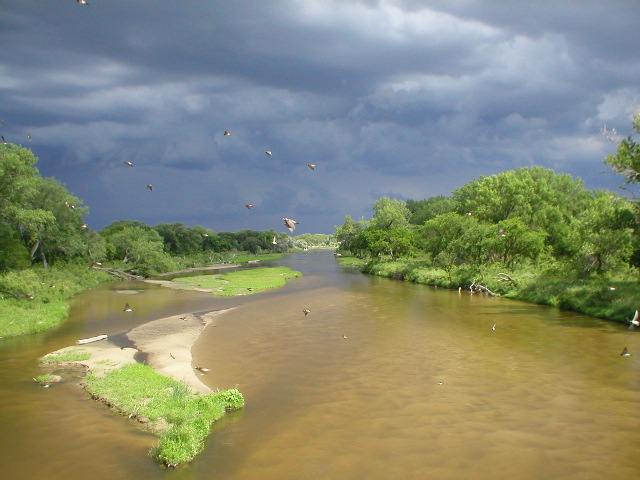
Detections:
[469, 279, 498, 297]
[91, 265, 143, 280]
[76, 334, 108, 345]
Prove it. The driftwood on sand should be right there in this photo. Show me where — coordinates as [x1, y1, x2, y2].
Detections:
[76, 334, 108, 345]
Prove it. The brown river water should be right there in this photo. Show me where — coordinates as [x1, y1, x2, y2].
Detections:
[1, 250, 638, 480]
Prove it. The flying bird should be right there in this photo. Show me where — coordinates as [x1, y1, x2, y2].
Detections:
[27, 134, 32, 141]
[620, 347, 632, 356]
[77, 0, 88, 4]
[202, 233, 209, 237]
[265, 150, 272, 156]
[307, 164, 316, 170]
[147, 184, 153, 191]
[81, 223, 87, 228]
[629, 310, 639, 330]
[2, 136, 6, 144]
[124, 161, 133, 167]
[283, 217, 298, 232]
[224, 131, 231, 136]
[245, 204, 253, 209]
[123, 303, 133, 312]
[303, 309, 310, 316]
[195, 366, 210, 374]
[272, 236, 277, 245]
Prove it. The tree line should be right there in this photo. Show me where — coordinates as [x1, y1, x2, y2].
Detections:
[0, 143, 335, 277]
[336, 114, 640, 283]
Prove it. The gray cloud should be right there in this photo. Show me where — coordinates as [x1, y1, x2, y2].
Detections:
[1, 0, 638, 233]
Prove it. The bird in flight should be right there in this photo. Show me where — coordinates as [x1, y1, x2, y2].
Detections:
[620, 347, 632, 356]
[245, 204, 253, 209]
[265, 151, 273, 156]
[224, 131, 231, 136]
[27, 134, 32, 141]
[272, 236, 277, 245]
[2, 136, 6, 144]
[303, 309, 310, 316]
[124, 161, 133, 167]
[123, 303, 133, 312]
[147, 184, 153, 191]
[308, 164, 316, 170]
[629, 310, 639, 330]
[77, 0, 88, 4]
[283, 217, 298, 232]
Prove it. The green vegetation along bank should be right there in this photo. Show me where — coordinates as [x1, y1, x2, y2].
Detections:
[336, 114, 640, 327]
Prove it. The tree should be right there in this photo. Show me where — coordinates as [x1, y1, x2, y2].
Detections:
[369, 197, 411, 230]
[334, 215, 368, 251]
[406, 196, 457, 225]
[605, 113, 640, 185]
[350, 228, 417, 259]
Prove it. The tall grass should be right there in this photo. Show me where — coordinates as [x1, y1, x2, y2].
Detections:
[355, 258, 640, 324]
[84, 363, 244, 466]
[0, 264, 111, 337]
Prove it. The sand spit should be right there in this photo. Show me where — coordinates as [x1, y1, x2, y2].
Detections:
[43, 308, 234, 394]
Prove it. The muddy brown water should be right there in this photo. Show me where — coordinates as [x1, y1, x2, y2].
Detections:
[1, 251, 638, 480]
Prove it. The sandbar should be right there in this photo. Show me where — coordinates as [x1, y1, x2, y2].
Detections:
[43, 308, 233, 394]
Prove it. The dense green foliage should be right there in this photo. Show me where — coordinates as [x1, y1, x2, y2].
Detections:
[84, 363, 244, 466]
[337, 161, 640, 323]
[605, 113, 640, 185]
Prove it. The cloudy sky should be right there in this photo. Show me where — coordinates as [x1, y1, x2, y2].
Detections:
[1, 1, 639, 234]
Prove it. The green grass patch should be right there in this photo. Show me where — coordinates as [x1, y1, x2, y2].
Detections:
[84, 363, 244, 466]
[41, 347, 91, 363]
[336, 256, 366, 268]
[172, 266, 301, 296]
[0, 264, 112, 337]
[230, 253, 283, 264]
[0, 299, 71, 337]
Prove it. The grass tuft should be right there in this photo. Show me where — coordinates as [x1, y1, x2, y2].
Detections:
[41, 347, 91, 363]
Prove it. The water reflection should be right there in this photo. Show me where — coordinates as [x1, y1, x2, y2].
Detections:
[0, 250, 638, 480]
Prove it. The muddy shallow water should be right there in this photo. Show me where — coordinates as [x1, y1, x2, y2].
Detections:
[1, 251, 638, 480]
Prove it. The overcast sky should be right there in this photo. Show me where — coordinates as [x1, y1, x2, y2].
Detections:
[1, 1, 639, 234]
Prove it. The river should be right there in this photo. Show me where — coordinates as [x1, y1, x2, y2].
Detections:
[0, 250, 638, 480]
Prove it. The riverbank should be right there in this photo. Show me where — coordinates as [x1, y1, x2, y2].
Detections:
[340, 257, 639, 325]
[41, 308, 244, 466]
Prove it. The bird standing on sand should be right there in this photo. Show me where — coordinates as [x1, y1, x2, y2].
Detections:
[283, 217, 298, 232]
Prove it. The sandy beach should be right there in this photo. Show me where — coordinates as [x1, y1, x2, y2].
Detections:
[43, 308, 234, 394]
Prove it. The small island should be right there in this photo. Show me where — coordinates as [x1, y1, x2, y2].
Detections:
[39, 266, 302, 467]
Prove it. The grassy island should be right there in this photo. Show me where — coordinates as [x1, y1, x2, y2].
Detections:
[171, 266, 302, 296]
[85, 363, 244, 467]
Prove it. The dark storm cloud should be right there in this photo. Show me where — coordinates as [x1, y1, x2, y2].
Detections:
[1, 1, 639, 232]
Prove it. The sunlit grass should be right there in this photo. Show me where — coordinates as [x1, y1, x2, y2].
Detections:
[172, 266, 302, 296]
[41, 347, 91, 363]
[0, 299, 70, 337]
[84, 363, 244, 466]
